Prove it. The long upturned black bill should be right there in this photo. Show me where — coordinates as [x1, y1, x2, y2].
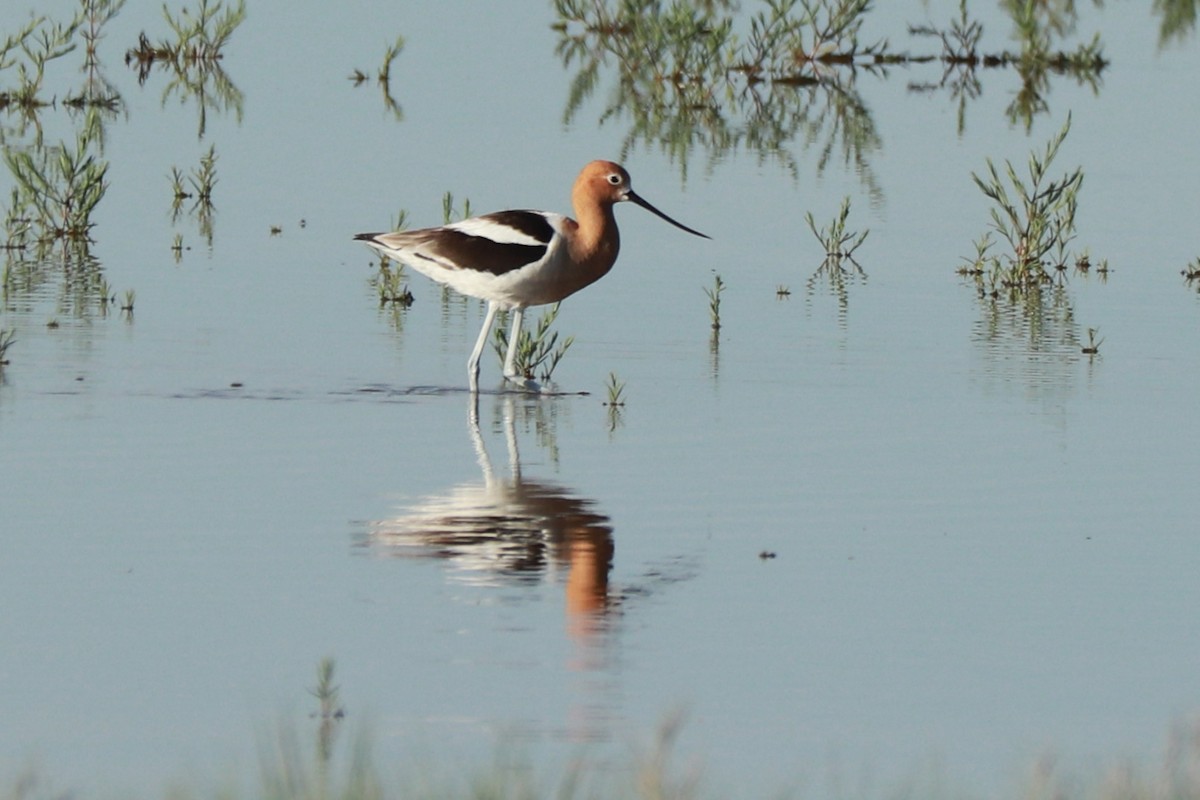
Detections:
[627, 190, 711, 239]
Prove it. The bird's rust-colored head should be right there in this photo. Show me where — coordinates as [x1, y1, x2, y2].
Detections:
[573, 160, 710, 239]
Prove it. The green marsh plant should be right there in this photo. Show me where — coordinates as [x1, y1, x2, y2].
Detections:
[3, 113, 109, 255]
[0, 328, 15, 366]
[127, 0, 246, 71]
[170, 145, 219, 248]
[908, 0, 984, 133]
[190, 143, 218, 203]
[126, 0, 246, 138]
[441, 191, 472, 225]
[1182, 257, 1200, 288]
[436, 194, 475, 307]
[0, 15, 79, 113]
[740, 0, 886, 75]
[604, 372, 625, 432]
[69, 0, 127, 110]
[909, 0, 983, 64]
[121, 288, 134, 311]
[806, 195, 868, 266]
[603, 371, 625, 407]
[705, 273, 725, 331]
[169, 166, 188, 201]
[376, 35, 405, 120]
[804, 197, 867, 321]
[377, 35, 404, 84]
[96, 275, 114, 310]
[554, 0, 1106, 184]
[163, 0, 244, 60]
[493, 302, 575, 384]
[555, 0, 886, 189]
[374, 261, 413, 308]
[350, 35, 405, 120]
[308, 657, 344, 768]
[969, 114, 1083, 293]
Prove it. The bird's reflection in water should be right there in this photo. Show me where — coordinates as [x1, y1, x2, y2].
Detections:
[364, 395, 616, 651]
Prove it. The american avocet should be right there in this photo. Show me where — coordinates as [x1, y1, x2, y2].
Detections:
[355, 160, 709, 392]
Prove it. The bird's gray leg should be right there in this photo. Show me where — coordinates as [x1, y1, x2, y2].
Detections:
[467, 302, 499, 393]
[502, 307, 540, 392]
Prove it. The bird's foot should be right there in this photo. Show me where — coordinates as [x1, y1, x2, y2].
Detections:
[503, 373, 544, 394]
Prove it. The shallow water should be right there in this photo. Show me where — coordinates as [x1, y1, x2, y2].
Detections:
[2, 1, 1200, 796]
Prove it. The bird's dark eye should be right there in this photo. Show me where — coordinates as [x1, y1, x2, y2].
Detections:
[608, 174, 622, 185]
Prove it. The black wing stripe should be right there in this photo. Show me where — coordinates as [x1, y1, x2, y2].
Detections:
[431, 230, 548, 275]
[482, 211, 556, 245]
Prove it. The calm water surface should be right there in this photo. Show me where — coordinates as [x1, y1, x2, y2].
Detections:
[2, 1, 1200, 796]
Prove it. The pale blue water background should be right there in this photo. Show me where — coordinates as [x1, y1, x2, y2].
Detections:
[2, 1, 1200, 796]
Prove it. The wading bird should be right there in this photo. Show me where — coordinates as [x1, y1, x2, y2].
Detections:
[355, 160, 709, 392]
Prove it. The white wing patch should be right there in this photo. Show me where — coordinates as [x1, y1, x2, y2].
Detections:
[447, 213, 565, 246]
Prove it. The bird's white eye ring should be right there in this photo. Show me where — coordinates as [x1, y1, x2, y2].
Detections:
[607, 173, 622, 185]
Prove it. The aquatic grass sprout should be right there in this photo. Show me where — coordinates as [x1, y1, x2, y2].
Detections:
[441, 191, 471, 225]
[604, 371, 625, 406]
